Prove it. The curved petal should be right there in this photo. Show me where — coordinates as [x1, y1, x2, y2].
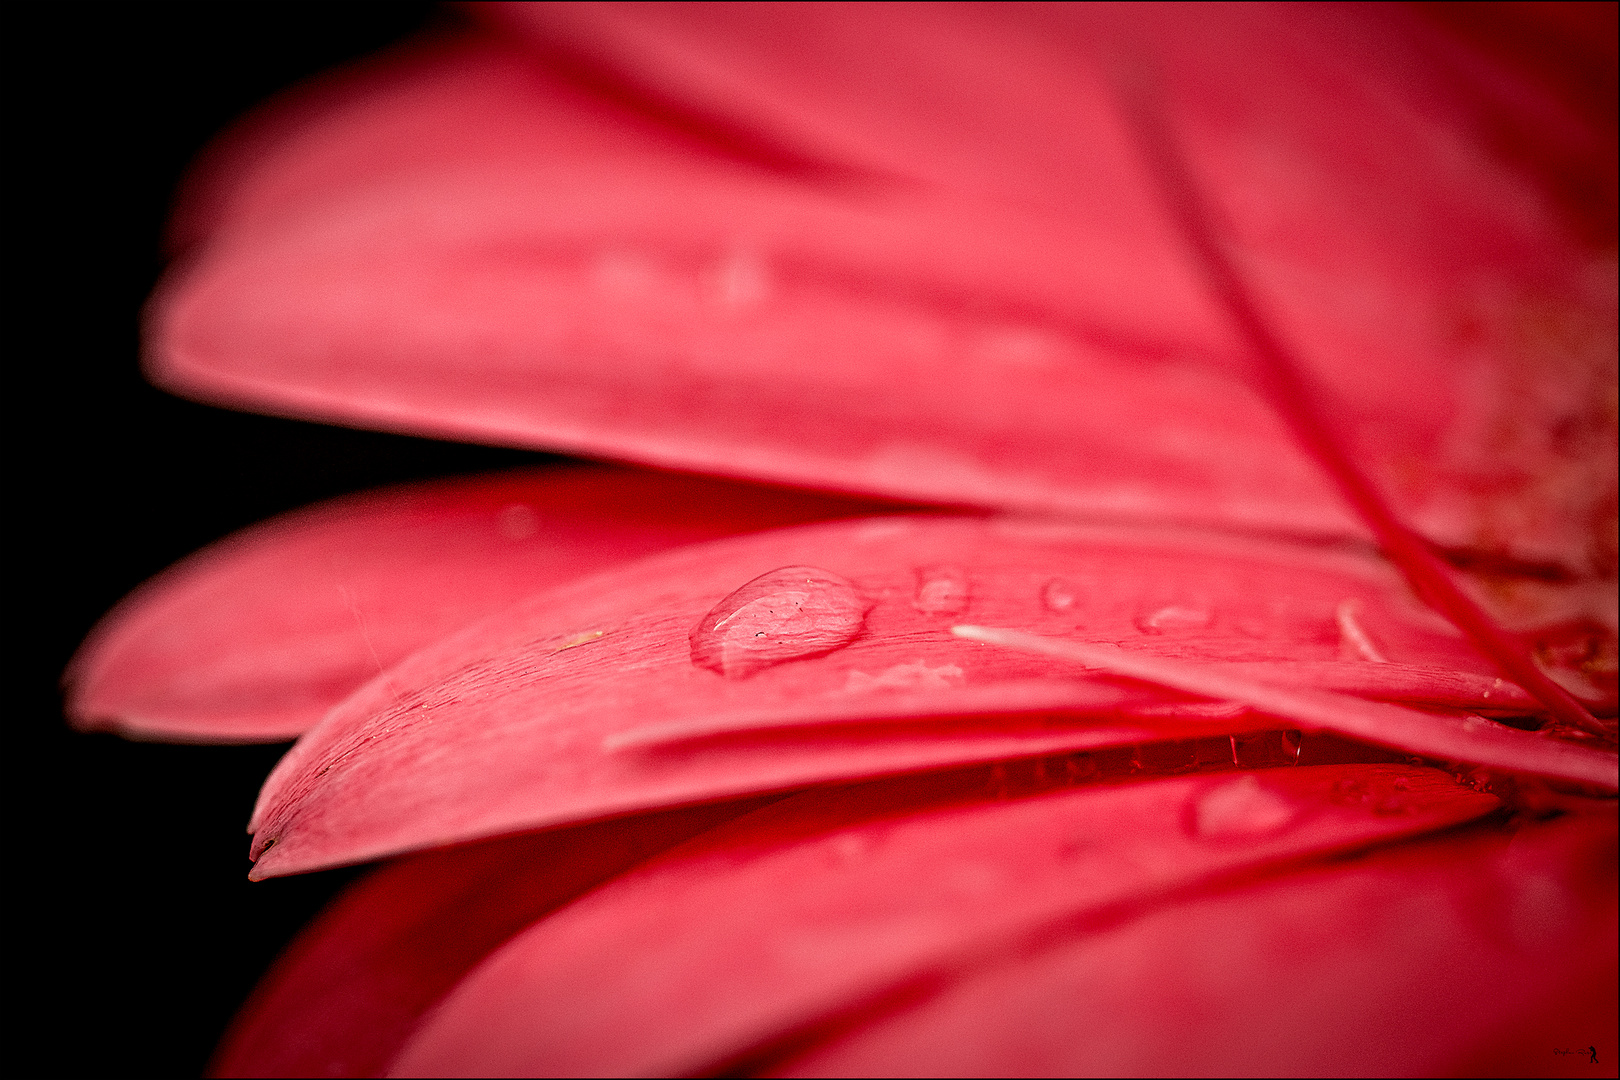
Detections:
[209, 797, 775, 1079]
[385, 763, 1501, 1077]
[246, 516, 1606, 878]
[65, 466, 885, 742]
[147, 10, 1616, 571]
[766, 809, 1618, 1077]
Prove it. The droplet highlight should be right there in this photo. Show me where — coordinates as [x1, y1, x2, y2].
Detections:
[690, 566, 867, 679]
[1192, 775, 1298, 839]
[913, 566, 970, 615]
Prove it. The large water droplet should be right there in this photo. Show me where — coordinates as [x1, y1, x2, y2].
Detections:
[913, 566, 970, 615]
[1192, 775, 1298, 840]
[690, 566, 867, 679]
[1041, 578, 1079, 613]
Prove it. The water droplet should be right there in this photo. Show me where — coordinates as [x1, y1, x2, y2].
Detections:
[913, 566, 970, 615]
[1331, 777, 1368, 805]
[1192, 776, 1298, 839]
[690, 566, 867, 679]
[1136, 605, 1212, 634]
[1041, 578, 1079, 612]
[1131, 740, 1198, 774]
[706, 249, 773, 308]
[496, 503, 538, 540]
[1065, 754, 1099, 783]
[1231, 731, 1302, 768]
[1335, 598, 1388, 662]
[555, 630, 605, 652]
[592, 250, 665, 296]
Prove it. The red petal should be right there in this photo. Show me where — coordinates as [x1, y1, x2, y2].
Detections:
[765, 807, 1618, 1077]
[384, 763, 1501, 1076]
[209, 798, 774, 1079]
[246, 517, 1588, 878]
[148, 9, 1615, 573]
[66, 466, 884, 742]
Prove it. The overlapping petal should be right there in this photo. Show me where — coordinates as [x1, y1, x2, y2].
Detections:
[768, 804, 1618, 1077]
[65, 465, 884, 741]
[245, 515, 1615, 879]
[147, 6, 1617, 572]
[209, 798, 777, 1078]
[384, 762, 1506, 1076]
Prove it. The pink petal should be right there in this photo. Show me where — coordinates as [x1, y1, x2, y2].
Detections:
[65, 466, 884, 742]
[147, 10, 1616, 572]
[767, 807, 1617, 1077]
[246, 516, 1592, 878]
[385, 763, 1501, 1077]
[209, 798, 773, 1079]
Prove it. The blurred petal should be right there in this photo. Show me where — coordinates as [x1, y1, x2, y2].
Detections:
[66, 466, 884, 741]
[209, 798, 774, 1079]
[148, 7, 1616, 572]
[245, 516, 1602, 878]
[768, 806, 1618, 1077]
[386, 763, 1500, 1077]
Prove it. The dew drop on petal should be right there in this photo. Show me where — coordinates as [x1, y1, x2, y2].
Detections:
[1192, 775, 1299, 840]
[913, 565, 970, 615]
[690, 566, 867, 679]
[1041, 577, 1079, 612]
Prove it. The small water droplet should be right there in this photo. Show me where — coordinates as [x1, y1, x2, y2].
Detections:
[706, 249, 773, 308]
[1065, 754, 1099, 783]
[1331, 777, 1368, 805]
[556, 630, 606, 652]
[989, 762, 1010, 797]
[913, 566, 970, 615]
[829, 834, 870, 863]
[1041, 578, 1079, 612]
[690, 566, 867, 679]
[1136, 605, 1212, 634]
[1192, 776, 1298, 840]
[497, 503, 539, 540]
[1131, 740, 1198, 774]
[1281, 730, 1302, 763]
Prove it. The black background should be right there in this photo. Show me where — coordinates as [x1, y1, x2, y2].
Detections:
[3, 5, 556, 1075]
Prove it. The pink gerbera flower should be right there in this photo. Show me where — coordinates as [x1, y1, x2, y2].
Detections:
[26, 2, 1618, 1075]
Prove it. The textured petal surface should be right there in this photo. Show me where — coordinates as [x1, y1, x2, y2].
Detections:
[147, 8, 1617, 572]
[246, 516, 1608, 878]
[769, 807, 1618, 1078]
[209, 798, 775, 1079]
[386, 763, 1501, 1077]
[66, 466, 884, 741]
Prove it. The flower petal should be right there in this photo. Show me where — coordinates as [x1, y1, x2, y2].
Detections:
[149, 9, 1616, 573]
[766, 807, 1618, 1077]
[246, 516, 1586, 878]
[209, 798, 775, 1079]
[66, 466, 883, 742]
[385, 763, 1501, 1077]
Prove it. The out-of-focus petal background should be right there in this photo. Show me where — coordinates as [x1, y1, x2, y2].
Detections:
[1, 6, 533, 1076]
